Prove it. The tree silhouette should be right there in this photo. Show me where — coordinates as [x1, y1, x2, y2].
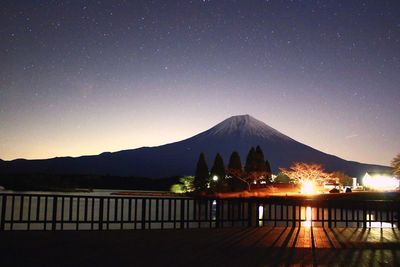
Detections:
[244, 147, 256, 173]
[274, 172, 290, 183]
[331, 171, 352, 186]
[265, 159, 272, 181]
[265, 159, 271, 173]
[194, 153, 209, 191]
[255, 146, 267, 172]
[244, 146, 270, 185]
[210, 153, 226, 179]
[210, 153, 226, 191]
[391, 154, 400, 177]
[228, 151, 242, 171]
[227, 151, 248, 191]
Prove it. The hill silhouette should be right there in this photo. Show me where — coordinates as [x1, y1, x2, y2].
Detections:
[0, 115, 390, 178]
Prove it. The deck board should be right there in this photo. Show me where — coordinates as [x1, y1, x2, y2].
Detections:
[1, 227, 400, 266]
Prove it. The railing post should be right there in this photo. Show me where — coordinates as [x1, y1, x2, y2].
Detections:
[180, 199, 185, 229]
[141, 198, 147, 230]
[43, 196, 47, 231]
[247, 200, 253, 227]
[299, 205, 302, 227]
[99, 198, 104, 230]
[51, 196, 58, 231]
[292, 205, 296, 227]
[392, 202, 400, 229]
[0, 195, 7, 231]
[397, 202, 400, 229]
[255, 202, 260, 227]
[328, 205, 332, 228]
[363, 204, 367, 228]
[215, 199, 221, 228]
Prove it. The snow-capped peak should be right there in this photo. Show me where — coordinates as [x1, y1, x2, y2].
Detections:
[206, 114, 291, 139]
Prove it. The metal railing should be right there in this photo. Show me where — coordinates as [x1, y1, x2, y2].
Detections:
[0, 192, 399, 231]
[254, 198, 400, 228]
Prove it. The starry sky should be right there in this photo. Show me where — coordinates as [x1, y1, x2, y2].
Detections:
[1, 0, 399, 166]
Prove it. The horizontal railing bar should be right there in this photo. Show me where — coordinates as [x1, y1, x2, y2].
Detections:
[0, 192, 190, 200]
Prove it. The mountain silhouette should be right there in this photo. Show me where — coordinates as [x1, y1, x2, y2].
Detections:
[0, 115, 390, 178]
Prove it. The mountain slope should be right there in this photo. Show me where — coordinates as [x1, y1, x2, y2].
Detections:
[0, 115, 390, 178]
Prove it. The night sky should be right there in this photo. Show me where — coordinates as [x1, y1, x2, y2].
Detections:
[1, 0, 399, 166]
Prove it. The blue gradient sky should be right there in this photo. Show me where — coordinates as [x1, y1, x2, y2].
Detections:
[1, 1, 399, 165]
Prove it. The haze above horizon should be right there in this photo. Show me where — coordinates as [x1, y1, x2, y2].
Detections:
[1, 1, 399, 166]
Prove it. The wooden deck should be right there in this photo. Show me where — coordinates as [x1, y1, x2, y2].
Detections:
[1, 227, 400, 266]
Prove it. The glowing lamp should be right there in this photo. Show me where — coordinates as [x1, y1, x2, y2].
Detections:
[301, 181, 315, 194]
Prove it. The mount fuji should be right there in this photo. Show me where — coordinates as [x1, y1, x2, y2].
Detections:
[0, 115, 390, 178]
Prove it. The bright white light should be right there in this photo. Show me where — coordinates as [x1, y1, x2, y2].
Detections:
[258, 205, 264, 220]
[363, 174, 399, 191]
[352, 177, 357, 188]
[301, 181, 315, 194]
[212, 175, 218, 181]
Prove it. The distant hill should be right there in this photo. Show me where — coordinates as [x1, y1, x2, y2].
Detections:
[0, 115, 391, 178]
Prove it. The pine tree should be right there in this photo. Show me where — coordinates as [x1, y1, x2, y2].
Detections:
[194, 153, 209, 191]
[265, 159, 272, 173]
[228, 151, 242, 171]
[244, 147, 256, 173]
[255, 146, 267, 172]
[210, 153, 226, 181]
[227, 151, 249, 191]
[245, 146, 270, 186]
[265, 159, 272, 181]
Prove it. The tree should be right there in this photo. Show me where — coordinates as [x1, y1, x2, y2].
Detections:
[274, 172, 290, 183]
[180, 176, 195, 192]
[194, 153, 209, 191]
[280, 163, 331, 185]
[254, 146, 267, 172]
[265, 159, 272, 182]
[244, 146, 269, 185]
[170, 176, 195, 194]
[391, 154, 400, 177]
[226, 151, 248, 191]
[265, 159, 272, 174]
[228, 151, 242, 171]
[210, 153, 226, 191]
[244, 147, 256, 173]
[331, 171, 352, 186]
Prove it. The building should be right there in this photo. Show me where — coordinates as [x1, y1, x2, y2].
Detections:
[362, 172, 399, 191]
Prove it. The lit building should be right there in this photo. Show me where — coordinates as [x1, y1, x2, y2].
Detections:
[362, 172, 399, 191]
[323, 178, 340, 191]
